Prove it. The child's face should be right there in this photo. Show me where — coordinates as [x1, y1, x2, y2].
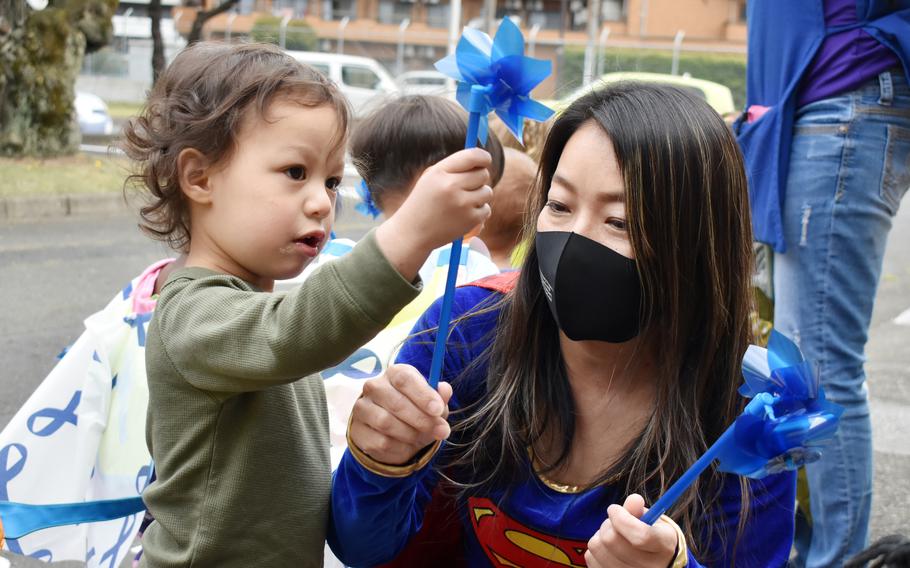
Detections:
[536, 121, 632, 259]
[193, 100, 345, 290]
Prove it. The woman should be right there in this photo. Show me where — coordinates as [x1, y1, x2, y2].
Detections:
[329, 83, 796, 567]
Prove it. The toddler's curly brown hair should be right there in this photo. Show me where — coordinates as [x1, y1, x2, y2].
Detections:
[122, 42, 350, 252]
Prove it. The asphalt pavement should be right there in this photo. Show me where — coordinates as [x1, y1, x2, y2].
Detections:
[1, 200, 908, 567]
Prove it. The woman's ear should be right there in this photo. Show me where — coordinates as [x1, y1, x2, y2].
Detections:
[177, 148, 213, 205]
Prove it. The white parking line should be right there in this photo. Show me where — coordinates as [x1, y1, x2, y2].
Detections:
[895, 308, 910, 326]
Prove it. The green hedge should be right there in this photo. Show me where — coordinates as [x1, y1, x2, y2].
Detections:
[559, 46, 746, 109]
[250, 16, 318, 51]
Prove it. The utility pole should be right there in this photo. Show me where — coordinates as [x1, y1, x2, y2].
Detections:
[583, 0, 601, 85]
[556, 0, 567, 91]
[483, 0, 496, 35]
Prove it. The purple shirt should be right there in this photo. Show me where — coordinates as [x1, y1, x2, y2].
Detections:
[797, 0, 900, 107]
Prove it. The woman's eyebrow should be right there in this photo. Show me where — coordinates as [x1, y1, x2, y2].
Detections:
[552, 172, 577, 193]
[553, 172, 623, 203]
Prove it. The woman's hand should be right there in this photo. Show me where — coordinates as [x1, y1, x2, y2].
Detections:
[585, 494, 679, 568]
[349, 363, 453, 466]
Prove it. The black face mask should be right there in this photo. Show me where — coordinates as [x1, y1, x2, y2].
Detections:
[535, 231, 643, 343]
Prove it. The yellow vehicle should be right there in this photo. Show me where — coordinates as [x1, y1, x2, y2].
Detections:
[551, 71, 737, 116]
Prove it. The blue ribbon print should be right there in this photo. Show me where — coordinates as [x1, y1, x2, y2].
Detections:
[0, 443, 27, 501]
[124, 312, 153, 347]
[354, 180, 381, 219]
[121, 281, 133, 300]
[640, 330, 843, 525]
[99, 514, 136, 568]
[26, 390, 81, 437]
[323, 348, 383, 380]
[435, 17, 554, 146]
[0, 443, 51, 559]
[135, 464, 153, 495]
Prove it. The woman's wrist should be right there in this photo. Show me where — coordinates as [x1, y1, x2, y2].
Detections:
[346, 411, 441, 478]
[658, 515, 689, 568]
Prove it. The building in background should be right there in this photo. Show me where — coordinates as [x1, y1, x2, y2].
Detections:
[78, 0, 186, 101]
[174, 0, 748, 97]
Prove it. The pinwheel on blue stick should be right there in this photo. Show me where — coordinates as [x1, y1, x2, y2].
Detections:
[640, 329, 843, 525]
[427, 18, 554, 388]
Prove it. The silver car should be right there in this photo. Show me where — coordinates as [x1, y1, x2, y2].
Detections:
[75, 91, 114, 136]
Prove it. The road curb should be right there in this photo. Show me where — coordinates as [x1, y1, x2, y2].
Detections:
[0, 193, 133, 222]
[1, 172, 364, 223]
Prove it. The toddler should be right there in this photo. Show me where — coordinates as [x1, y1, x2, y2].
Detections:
[123, 42, 492, 567]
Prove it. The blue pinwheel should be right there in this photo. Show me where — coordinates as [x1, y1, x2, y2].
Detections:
[435, 17, 554, 146]
[640, 329, 842, 525]
[427, 19, 554, 388]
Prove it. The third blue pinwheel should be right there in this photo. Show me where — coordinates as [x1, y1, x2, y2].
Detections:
[641, 329, 843, 525]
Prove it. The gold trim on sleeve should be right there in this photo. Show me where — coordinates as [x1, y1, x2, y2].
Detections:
[659, 514, 689, 568]
[346, 411, 442, 478]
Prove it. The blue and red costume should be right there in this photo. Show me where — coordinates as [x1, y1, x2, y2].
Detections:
[328, 275, 796, 567]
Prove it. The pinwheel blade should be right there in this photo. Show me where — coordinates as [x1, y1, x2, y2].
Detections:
[491, 17, 525, 62]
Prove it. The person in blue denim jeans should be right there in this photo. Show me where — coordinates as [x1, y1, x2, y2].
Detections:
[737, 1, 910, 566]
[780, 67, 910, 568]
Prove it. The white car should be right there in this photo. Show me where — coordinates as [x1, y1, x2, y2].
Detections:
[75, 92, 114, 136]
[396, 70, 453, 97]
[286, 51, 399, 117]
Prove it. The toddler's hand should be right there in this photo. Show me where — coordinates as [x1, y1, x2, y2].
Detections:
[585, 494, 679, 568]
[403, 147, 493, 249]
[376, 149, 493, 281]
[349, 364, 452, 466]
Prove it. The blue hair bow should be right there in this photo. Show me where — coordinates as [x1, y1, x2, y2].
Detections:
[354, 179, 381, 219]
[427, 19, 554, 389]
[640, 329, 842, 525]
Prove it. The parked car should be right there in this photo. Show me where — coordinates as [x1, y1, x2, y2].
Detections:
[75, 91, 114, 136]
[286, 51, 399, 116]
[552, 71, 736, 116]
[396, 70, 456, 98]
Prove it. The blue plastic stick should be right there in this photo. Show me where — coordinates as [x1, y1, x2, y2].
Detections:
[427, 89, 484, 389]
[0, 496, 145, 540]
[640, 427, 735, 525]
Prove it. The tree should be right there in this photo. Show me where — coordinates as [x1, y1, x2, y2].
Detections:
[186, 0, 238, 44]
[250, 15, 317, 51]
[0, 0, 117, 157]
[149, 0, 165, 84]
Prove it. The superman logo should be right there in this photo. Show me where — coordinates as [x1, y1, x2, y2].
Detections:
[468, 497, 588, 567]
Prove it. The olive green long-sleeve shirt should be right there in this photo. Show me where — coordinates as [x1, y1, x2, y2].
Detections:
[140, 231, 421, 567]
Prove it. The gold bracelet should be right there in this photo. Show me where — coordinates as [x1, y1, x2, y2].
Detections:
[658, 515, 689, 568]
[346, 411, 442, 478]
